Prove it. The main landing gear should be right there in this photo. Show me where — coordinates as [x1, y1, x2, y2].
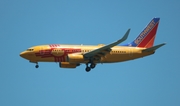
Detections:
[85, 63, 96, 72]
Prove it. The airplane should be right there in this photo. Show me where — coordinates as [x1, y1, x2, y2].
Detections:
[20, 17, 165, 72]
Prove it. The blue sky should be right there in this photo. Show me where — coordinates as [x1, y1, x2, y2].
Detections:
[1, 0, 180, 106]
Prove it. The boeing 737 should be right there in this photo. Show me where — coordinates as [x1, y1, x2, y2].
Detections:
[20, 18, 165, 72]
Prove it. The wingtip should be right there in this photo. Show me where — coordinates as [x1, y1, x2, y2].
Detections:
[160, 43, 166, 46]
[124, 28, 131, 39]
[126, 28, 131, 33]
[127, 28, 131, 33]
[117, 28, 131, 43]
[163, 42, 166, 45]
[125, 28, 131, 36]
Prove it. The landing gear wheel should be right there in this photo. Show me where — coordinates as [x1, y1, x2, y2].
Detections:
[35, 65, 39, 68]
[85, 67, 91, 72]
[90, 64, 96, 69]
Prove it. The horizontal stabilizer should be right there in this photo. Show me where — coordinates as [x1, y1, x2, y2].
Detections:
[142, 43, 166, 52]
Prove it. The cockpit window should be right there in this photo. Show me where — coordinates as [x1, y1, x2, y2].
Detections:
[26, 49, 34, 51]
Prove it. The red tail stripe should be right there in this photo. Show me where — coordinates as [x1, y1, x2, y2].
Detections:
[137, 23, 159, 47]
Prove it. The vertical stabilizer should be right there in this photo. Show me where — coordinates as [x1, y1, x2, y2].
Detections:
[124, 18, 160, 48]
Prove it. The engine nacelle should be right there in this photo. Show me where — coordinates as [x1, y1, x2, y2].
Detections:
[67, 54, 85, 63]
[59, 62, 77, 68]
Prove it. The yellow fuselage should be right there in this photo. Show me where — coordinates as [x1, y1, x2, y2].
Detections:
[20, 44, 154, 64]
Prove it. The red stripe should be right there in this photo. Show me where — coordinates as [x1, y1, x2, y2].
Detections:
[60, 57, 62, 62]
[138, 23, 159, 47]
[61, 57, 64, 62]
[42, 56, 52, 58]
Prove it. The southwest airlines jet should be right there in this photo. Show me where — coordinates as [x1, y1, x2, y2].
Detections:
[20, 18, 165, 72]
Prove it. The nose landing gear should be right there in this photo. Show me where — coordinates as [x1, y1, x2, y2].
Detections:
[30, 61, 39, 68]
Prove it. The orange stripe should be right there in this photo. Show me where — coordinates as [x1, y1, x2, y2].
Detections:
[145, 35, 156, 48]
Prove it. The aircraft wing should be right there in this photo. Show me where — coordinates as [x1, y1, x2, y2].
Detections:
[83, 29, 130, 58]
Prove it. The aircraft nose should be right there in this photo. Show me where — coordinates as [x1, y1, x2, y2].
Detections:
[20, 51, 26, 58]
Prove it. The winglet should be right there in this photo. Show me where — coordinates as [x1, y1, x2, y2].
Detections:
[142, 43, 166, 52]
[117, 29, 130, 43]
[102, 28, 130, 47]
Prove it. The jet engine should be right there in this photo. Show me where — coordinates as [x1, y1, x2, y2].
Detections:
[67, 54, 85, 63]
[59, 62, 78, 68]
